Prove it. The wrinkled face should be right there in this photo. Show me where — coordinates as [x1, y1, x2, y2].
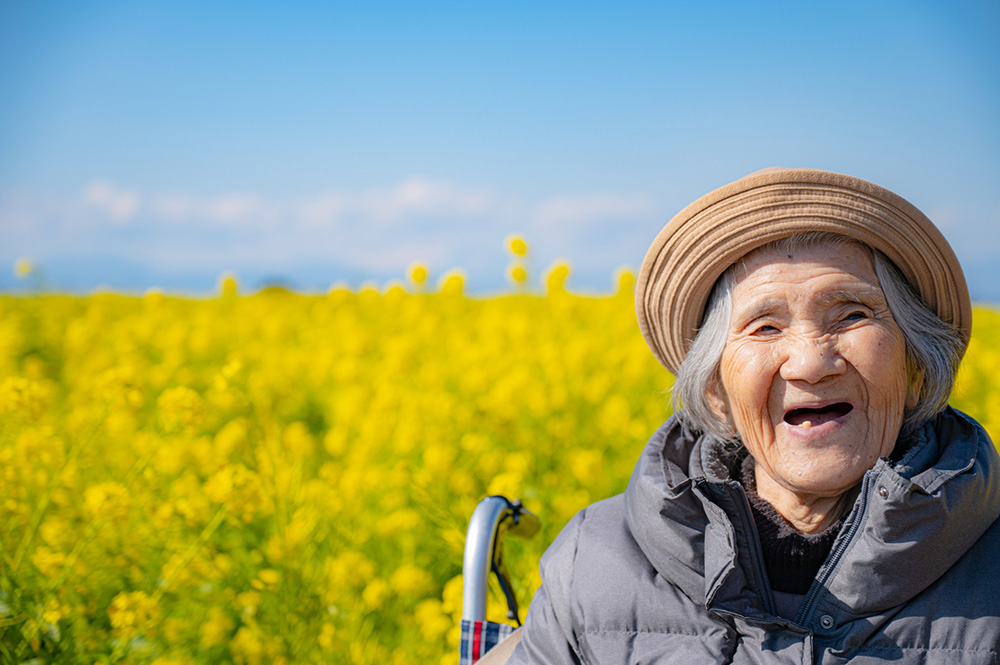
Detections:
[710, 241, 912, 500]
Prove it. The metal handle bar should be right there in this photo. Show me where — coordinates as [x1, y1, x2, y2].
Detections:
[462, 495, 540, 626]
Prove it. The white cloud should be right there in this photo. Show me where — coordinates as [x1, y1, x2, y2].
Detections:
[534, 193, 656, 225]
[298, 178, 495, 227]
[150, 191, 262, 225]
[338, 241, 454, 273]
[150, 192, 194, 221]
[83, 180, 141, 221]
[372, 177, 493, 220]
[298, 192, 350, 227]
[74, 177, 494, 230]
[204, 194, 260, 223]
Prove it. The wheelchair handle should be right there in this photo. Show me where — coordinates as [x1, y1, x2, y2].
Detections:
[462, 495, 540, 624]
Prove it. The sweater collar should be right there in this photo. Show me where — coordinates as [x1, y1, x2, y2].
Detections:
[740, 455, 845, 594]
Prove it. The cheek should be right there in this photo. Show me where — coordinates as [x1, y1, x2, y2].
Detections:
[854, 331, 908, 403]
[720, 343, 777, 432]
[845, 329, 908, 454]
[722, 341, 775, 382]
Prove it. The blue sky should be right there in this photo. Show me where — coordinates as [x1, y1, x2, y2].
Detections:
[2, 1, 998, 299]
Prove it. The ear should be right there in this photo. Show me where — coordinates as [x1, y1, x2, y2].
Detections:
[706, 378, 730, 423]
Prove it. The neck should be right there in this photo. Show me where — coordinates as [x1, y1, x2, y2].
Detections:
[753, 467, 850, 534]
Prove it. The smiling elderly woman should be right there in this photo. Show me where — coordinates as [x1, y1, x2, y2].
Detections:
[507, 169, 1000, 664]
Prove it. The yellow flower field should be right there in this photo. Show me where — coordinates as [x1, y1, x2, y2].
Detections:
[1, 267, 998, 664]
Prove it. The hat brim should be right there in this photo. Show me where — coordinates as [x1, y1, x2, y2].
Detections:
[636, 168, 972, 376]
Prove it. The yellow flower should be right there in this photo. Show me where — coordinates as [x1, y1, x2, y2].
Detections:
[108, 590, 161, 640]
[407, 262, 429, 287]
[83, 482, 131, 524]
[615, 265, 635, 296]
[200, 606, 235, 648]
[42, 597, 69, 626]
[389, 564, 433, 596]
[325, 551, 376, 591]
[544, 260, 571, 295]
[383, 279, 407, 298]
[0, 377, 50, 419]
[506, 234, 528, 257]
[213, 418, 247, 457]
[284, 505, 319, 548]
[327, 281, 352, 297]
[257, 568, 281, 588]
[375, 508, 422, 537]
[569, 448, 603, 485]
[17, 428, 65, 476]
[508, 263, 527, 285]
[438, 269, 466, 295]
[282, 421, 315, 460]
[414, 599, 451, 638]
[231, 626, 265, 665]
[487, 470, 524, 497]
[318, 622, 337, 650]
[162, 618, 185, 644]
[170, 473, 214, 527]
[236, 590, 262, 618]
[362, 578, 390, 609]
[219, 272, 239, 297]
[156, 385, 204, 432]
[13, 257, 34, 277]
[32, 547, 67, 578]
[441, 575, 464, 619]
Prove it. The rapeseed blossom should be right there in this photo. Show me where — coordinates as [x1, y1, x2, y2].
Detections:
[219, 272, 239, 297]
[108, 590, 161, 640]
[507, 262, 528, 285]
[544, 260, 571, 295]
[506, 235, 529, 257]
[14, 256, 34, 277]
[0, 274, 996, 664]
[199, 607, 235, 648]
[438, 268, 466, 295]
[408, 262, 429, 289]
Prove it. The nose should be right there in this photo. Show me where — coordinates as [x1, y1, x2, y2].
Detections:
[779, 334, 846, 384]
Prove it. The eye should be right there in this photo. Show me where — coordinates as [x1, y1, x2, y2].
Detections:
[843, 310, 868, 322]
[751, 323, 779, 335]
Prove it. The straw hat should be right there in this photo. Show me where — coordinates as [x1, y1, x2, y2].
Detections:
[636, 168, 971, 376]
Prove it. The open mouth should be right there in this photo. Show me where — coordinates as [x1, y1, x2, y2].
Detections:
[784, 402, 853, 427]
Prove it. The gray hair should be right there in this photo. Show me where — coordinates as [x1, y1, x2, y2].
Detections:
[672, 233, 964, 442]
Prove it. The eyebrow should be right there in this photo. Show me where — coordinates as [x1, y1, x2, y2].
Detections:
[731, 285, 888, 328]
[732, 298, 784, 328]
[813, 285, 887, 309]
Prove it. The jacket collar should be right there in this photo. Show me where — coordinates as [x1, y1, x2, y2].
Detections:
[623, 408, 1000, 618]
[817, 408, 1000, 616]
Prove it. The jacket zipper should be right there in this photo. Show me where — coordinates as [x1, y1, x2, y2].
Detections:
[733, 484, 778, 618]
[794, 471, 872, 627]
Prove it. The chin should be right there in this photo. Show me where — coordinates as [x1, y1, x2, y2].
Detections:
[777, 459, 870, 496]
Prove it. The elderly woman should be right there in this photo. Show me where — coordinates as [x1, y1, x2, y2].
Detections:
[507, 169, 1000, 663]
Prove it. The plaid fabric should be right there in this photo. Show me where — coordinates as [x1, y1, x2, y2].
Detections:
[459, 619, 516, 665]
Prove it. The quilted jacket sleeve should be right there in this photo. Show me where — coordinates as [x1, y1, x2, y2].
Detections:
[505, 511, 586, 665]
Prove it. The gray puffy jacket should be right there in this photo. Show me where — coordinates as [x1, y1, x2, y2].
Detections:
[508, 408, 1000, 664]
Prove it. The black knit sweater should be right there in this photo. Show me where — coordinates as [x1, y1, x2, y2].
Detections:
[740, 456, 844, 594]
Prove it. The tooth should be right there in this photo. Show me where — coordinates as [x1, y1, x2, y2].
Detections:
[802, 420, 812, 428]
